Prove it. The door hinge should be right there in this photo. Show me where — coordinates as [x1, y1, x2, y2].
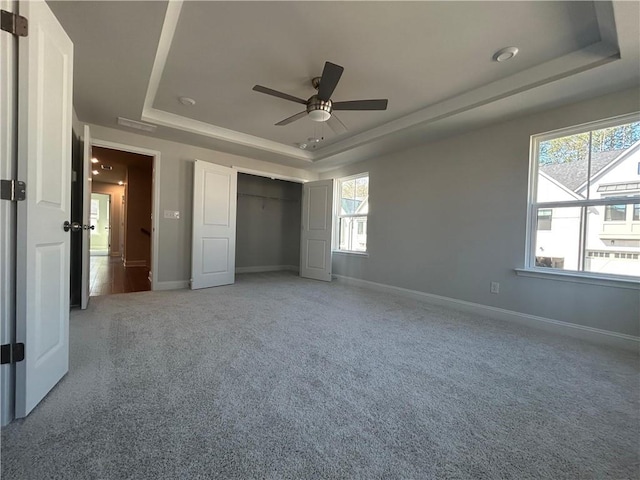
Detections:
[1, 10, 28, 37]
[0, 180, 26, 201]
[1, 343, 25, 365]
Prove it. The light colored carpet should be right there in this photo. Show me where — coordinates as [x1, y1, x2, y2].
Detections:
[1, 271, 638, 479]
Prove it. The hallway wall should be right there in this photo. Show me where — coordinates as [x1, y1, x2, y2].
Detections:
[125, 162, 153, 267]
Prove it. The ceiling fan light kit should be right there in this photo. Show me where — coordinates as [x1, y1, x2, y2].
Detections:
[306, 96, 332, 122]
[252, 61, 389, 135]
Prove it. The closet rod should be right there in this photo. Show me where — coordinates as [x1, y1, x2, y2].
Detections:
[237, 192, 298, 202]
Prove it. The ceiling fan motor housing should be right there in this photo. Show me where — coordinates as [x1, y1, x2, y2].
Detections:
[307, 95, 332, 122]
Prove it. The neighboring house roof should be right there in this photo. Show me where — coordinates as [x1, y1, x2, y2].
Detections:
[575, 141, 640, 194]
[597, 181, 640, 193]
[354, 196, 368, 214]
[341, 197, 369, 215]
[538, 171, 584, 200]
[539, 149, 621, 192]
[341, 198, 362, 214]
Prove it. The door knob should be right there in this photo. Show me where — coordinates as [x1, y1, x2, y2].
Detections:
[63, 221, 82, 232]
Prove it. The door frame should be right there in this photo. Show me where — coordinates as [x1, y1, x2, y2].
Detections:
[89, 191, 111, 256]
[90, 139, 161, 289]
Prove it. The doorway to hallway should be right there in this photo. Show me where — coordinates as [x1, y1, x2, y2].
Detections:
[88, 145, 153, 297]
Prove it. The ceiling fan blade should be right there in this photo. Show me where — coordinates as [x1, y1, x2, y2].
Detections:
[317, 62, 344, 102]
[332, 99, 388, 111]
[275, 111, 307, 126]
[327, 114, 348, 135]
[253, 85, 307, 105]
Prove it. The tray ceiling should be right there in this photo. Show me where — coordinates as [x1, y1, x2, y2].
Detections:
[48, 1, 639, 170]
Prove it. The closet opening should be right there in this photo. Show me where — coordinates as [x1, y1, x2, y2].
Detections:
[235, 173, 303, 274]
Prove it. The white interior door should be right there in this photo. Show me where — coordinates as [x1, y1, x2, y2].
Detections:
[300, 179, 333, 282]
[191, 161, 237, 289]
[81, 124, 91, 309]
[15, 0, 73, 417]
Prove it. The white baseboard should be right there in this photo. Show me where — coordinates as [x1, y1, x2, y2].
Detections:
[154, 280, 189, 291]
[333, 274, 639, 351]
[236, 265, 299, 274]
[123, 259, 147, 267]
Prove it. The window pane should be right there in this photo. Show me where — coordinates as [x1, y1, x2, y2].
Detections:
[585, 205, 640, 277]
[604, 205, 626, 221]
[340, 179, 356, 215]
[536, 208, 552, 231]
[356, 176, 369, 214]
[339, 216, 367, 252]
[537, 132, 589, 202]
[355, 176, 368, 197]
[533, 206, 582, 271]
[587, 121, 640, 201]
[634, 204, 640, 221]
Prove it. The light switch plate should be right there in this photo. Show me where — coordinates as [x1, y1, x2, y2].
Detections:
[164, 210, 180, 219]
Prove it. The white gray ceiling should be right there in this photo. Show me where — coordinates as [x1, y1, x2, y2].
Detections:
[48, 1, 640, 170]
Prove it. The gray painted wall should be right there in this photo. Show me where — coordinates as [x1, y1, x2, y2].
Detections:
[85, 124, 316, 284]
[236, 174, 301, 269]
[320, 88, 640, 337]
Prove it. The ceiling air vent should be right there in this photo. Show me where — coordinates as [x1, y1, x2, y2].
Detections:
[100, 164, 112, 171]
[117, 117, 157, 133]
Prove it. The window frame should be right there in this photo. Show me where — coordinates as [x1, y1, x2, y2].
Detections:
[525, 112, 640, 282]
[334, 172, 369, 254]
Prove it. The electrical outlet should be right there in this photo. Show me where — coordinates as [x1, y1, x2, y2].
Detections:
[490, 281, 500, 294]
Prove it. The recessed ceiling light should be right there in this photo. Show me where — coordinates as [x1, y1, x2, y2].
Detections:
[179, 96, 196, 106]
[92, 170, 99, 175]
[91, 158, 99, 164]
[118, 181, 124, 186]
[493, 46, 519, 62]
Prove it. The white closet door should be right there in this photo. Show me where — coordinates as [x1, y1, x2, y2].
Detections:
[300, 179, 333, 282]
[191, 161, 237, 289]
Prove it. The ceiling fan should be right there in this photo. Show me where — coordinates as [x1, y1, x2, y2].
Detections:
[252, 61, 388, 135]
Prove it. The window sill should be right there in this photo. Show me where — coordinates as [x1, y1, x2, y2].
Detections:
[332, 250, 369, 257]
[515, 268, 640, 290]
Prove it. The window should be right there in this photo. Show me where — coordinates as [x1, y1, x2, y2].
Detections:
[604, 205, 626, 221]
[537, 209, 552, 230]
[527, 113, 640, 279]
[335, 173, 368, 252]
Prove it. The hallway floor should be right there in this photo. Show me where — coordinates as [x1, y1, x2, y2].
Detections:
[89, 256, 150, 296]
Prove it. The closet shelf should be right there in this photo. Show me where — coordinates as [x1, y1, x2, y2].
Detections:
[237, 192, 299, 202]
